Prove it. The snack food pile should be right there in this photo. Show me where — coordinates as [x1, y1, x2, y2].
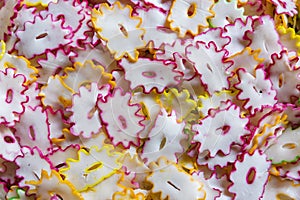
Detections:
[0, 0, 299, 199]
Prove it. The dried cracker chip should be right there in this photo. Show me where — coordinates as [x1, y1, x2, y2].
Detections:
[13, 106, 52, 155]
[0, 53, 38, 85]
[159, 88, 197, 121]
[98, 88, 145, 148]
[192, 172, 223, 200]
[0, 124, 22, 162]
[0, 0, 18, 39]
[60, 145, 123, 192]
[28, 170, 83, 200]
[222, 17, 253, 56]
[68, 83, 109, 138]
[40, 0, 86, 32]
[63, 60, 115, 93]
[147, 157, 205, 200]
[265, 126, 300, 164]
[0, 68, 28, 126]
[210, 0, 245, 27]
[234, 68, 277, 114]
[228, 150, 271, 200]
[196, 145, 242, 170]
[268, 51, 300, 103]
[193, 103, 249, 157]
[167, 0, 214, 37]
[225, 47, 263, 74]
[46, 145, 79, 170]
[247, 111, 287, 154]
[37, 49, 73, 84]
[46, 107, 70, 143]
[198, 90, 237, 117]
[15, 14, 71, 59]
[120, 58, 182, 93]
[15, 147, 52, 190]
[0, 161, 19, 188]
[40, 75, 73, 110]
[193, 27, 230, 51]
[136, 7, 177, 49]
[141, 109, 187, 164]
[246, 15, 283, 64]
[186, 41, 231, 95]
[92, 2, 145, 61]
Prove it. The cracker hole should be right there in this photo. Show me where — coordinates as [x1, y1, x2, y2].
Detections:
[118, 24, 128, 37]
[141, 102, 150, 119]
[29, 126, 36, 141]
[276, 193, 295, 200]
[206, 64, 213, 73]
[4, 136, 14, 143]
[142, 71, 157, 78]
[118, 115, 127, 129]
[86, 162, 103, 172]
[246, 167, 256, 184]
[282, 143, 297, 149]
[88, 106, 97, 119]
[33, 171, 39, 180]
[36, 33, 48, 40]
[167, 181, 181, 191]
[225, 16, 234, 23]
[216, 125, 230, 135]
[187, 3, 196, 17]
[278, 73, 283, 88]
[159, 137, 167, 150]
[5, 89, 13, 104]
[252, 86, 262, 94]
